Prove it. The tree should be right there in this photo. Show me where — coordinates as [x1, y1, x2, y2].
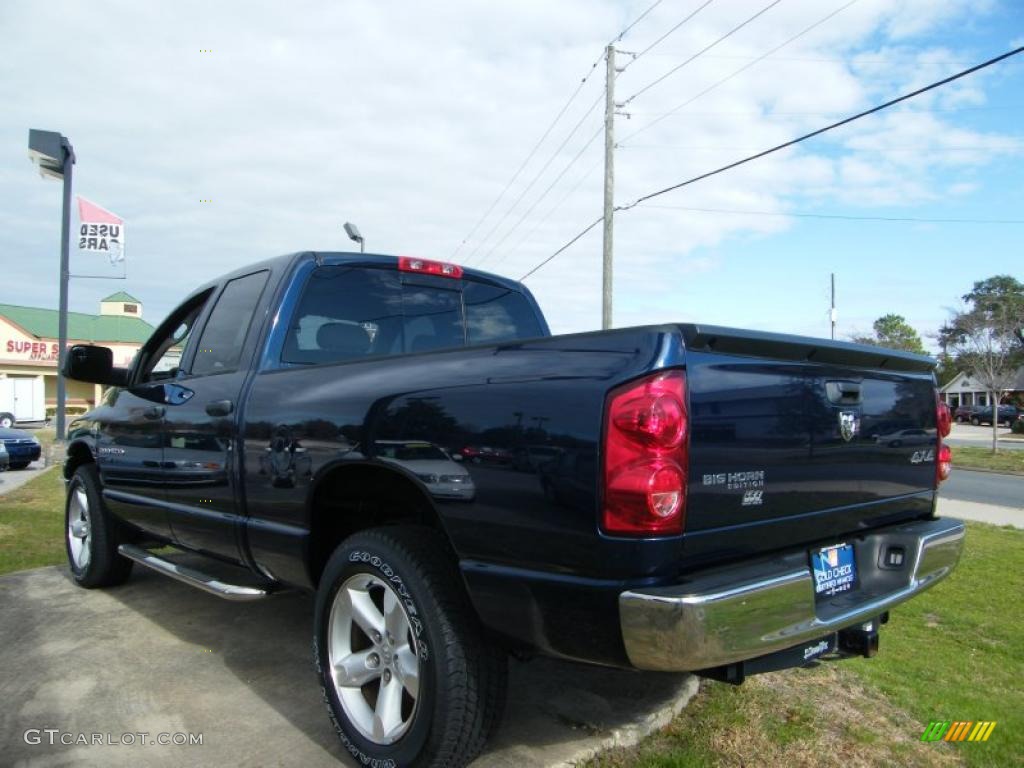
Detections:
[943, 299, 1020, 453]
[851, 314, 926, 354]
[962, 275, 1024, 349]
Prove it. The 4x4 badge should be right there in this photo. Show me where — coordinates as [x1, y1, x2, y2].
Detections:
[839, 411, 859, 442]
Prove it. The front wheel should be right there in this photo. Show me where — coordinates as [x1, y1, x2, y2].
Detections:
[65, 464, 133, 588]
[314, 526, 505, 768]
[0, 413, 13, 429]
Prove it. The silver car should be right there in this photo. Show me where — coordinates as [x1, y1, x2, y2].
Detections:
[375, 441, 476, 501]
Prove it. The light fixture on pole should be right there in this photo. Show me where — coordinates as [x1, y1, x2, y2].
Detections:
[28, 129, 75, 440]
[343, 221, 365, 253]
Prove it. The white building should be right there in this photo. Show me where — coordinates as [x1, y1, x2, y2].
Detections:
[940, 367, 1024, 409]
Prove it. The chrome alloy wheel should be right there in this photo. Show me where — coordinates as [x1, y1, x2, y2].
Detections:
[328, 573, 421, 745]
[67, 485, 92, 571]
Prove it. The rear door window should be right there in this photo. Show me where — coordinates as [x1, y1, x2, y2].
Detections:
[401, 282, 464, 353]
[464, 281, 543, 344]
[282, 265, 542, 366]
[282, 267, 403, 365]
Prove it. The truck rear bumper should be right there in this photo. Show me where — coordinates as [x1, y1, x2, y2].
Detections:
[619, 517, 964, 671]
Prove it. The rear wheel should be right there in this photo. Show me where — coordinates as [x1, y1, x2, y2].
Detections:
[970, 416, 980, 426]
[0, 413, 13, 428]
[9, 461, 30, 470]
[314, 526, 505, 768]
[65, 464, 133, 588]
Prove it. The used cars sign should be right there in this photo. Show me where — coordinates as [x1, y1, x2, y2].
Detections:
[77, 196, 124, 263]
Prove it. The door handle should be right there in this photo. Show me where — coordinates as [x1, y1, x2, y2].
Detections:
[143, 405, 165, 420]
[825, 380, 862, 405]
[205, 399, 234, 417]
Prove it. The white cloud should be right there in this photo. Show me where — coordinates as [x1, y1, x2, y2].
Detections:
[0, 0, 1016, 341]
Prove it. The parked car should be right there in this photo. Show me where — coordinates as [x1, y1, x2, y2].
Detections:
[375, 440, 476, 501]
[62, 252, 964, 768]
[955, 403, 1018, 426]
[457, 444, 512, 465]
[0, 427, 41, 469]
[874, 428, 933, 448]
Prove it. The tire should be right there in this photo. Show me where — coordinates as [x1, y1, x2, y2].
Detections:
[313, 526, 506, 768]
[65, 464, 134, 588]
[0, 413, 13, 429]
[970, 417, 980, 426]
[9, 461, 30, 470]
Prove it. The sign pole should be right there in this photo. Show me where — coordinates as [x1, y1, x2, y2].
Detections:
[56, 140, 74, 440]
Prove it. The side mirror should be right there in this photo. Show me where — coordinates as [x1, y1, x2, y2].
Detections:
[64, 345, 129, 387]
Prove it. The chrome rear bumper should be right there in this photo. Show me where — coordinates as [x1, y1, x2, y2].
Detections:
[619, 517, 964, 671]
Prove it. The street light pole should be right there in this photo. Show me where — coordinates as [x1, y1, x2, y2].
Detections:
[28, 130, 76, 440]
[57, 139, 74, 440]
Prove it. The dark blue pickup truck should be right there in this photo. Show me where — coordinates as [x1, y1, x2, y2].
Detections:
[63, 252, 964, 768]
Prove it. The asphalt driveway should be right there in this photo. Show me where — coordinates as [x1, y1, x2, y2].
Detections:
[0, 565, 695, 768]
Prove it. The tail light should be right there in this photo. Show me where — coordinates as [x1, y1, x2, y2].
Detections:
[603, 371, 688, 535]
[936, 397, 952, 484]
[398, 256, 463, 279]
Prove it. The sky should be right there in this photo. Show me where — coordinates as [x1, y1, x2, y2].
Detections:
[1, 0, 1022, 352]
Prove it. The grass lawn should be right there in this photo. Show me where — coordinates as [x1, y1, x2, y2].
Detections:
[0, 466, 66, 575]
[950, 445, 1024, 474]
[587, 522, 1022, 768]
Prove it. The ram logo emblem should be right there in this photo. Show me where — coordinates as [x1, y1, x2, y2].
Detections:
[838, 411, 859, 442]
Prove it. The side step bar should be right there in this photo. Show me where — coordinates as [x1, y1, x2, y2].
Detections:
[118, 544, 270, 602]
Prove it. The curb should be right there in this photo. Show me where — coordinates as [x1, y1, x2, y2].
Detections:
[950, 464, 1024, 477]
[552, 675, 700, 767]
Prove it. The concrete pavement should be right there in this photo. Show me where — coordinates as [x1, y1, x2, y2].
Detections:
[0, 459, 50, 497]
[0, 565, 696, 768]
[946, 422, 1024, 451]
[936, 497, 1022, 528]
[939, 469, 1023, 508]
[937, 466, 1022, 529]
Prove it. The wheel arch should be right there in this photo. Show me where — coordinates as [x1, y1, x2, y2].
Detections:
[64, 439, 95, 480]
[305, 461, 456, 588]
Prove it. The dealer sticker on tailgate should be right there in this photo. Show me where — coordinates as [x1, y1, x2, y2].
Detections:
[811, 543, 858, 598]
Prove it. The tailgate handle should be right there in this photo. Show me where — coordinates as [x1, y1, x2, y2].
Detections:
[825, 380, 862, 405]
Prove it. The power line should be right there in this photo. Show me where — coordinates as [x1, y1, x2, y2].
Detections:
[613, 0, 666, 42]
[477, 125, 604, 266]
[621, 143, 1024, 151]
[465, 94, 603, 263]
[451, 80, 597, 260]
[452, 0, 665, 260]
[621, 0, 860, 144]
[623, 0, 784, 105]
[626, 104, 1024, 118]
[625, 0, 716, 64]
[519, 44, 1024, 280]
[619, 45, 1024, 211]
[490, 157, 604, 271]
[519, 216, 604, 281]
[641, 205, 1024, 224]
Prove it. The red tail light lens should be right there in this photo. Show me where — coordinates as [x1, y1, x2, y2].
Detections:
[398, 256, 464, 279]
[936, 401, 952, 438]
[603, 371, 688, 535]
[936, 394, 952, 484]
[937, 444, 952, 482]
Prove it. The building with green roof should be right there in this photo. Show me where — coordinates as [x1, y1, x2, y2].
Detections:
[0, 294, 154, 422]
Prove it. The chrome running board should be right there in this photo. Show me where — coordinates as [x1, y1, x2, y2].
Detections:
[118, 544, 270, 601]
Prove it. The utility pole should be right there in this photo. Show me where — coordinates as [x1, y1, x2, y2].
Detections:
[830, 272, 837, 340]
[601, 44, 616, 330]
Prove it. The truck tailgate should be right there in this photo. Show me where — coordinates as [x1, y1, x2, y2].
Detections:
[679, 324, 939, 564]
